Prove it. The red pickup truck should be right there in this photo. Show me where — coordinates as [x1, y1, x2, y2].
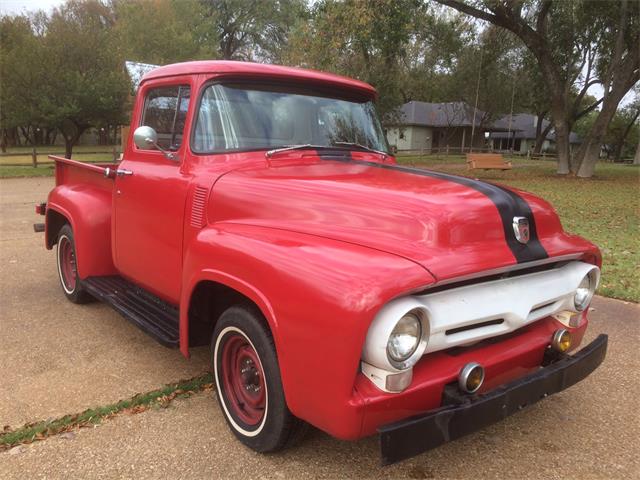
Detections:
[37, 61, 607, 464]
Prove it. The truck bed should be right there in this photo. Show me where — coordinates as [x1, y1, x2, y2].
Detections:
[50, 155, 117, 190]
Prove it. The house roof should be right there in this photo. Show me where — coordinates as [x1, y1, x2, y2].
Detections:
[490, 113, 581, 144]
[397, 101, 492, 128]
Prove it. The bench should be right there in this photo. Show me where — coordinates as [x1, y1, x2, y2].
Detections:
[466, 153, 512, 170]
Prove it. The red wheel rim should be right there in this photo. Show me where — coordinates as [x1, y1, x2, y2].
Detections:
[220, 333, 266, 426]
[59, 237, 77, 292]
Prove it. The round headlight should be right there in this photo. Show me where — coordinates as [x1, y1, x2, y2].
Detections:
[574, 271, 596, 311]
[386, 312, 422, 367]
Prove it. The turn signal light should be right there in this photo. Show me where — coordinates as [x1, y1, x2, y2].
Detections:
[551, 329, 572, 353]
[459, 362, 484, 393]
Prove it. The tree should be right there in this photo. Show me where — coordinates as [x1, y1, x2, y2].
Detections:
[435, 0, 640, 177]
[43, 0, 130, 158]
[198, 0, 307, 62]
[572, 1, 640, 176]
[284, 0, 426, 123]
[0, 14, 48, 150]
[602, 104, 639, 161]
[112, 0, 214, 65]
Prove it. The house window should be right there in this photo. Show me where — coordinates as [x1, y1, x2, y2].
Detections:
[513, 139, 521, 151]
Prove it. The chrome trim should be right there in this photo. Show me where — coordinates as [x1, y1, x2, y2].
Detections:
[425, 254, 583, 290]
[512, 216, 530, 244]
[551, 329, 572, 352]
[459, 362, 484, 393]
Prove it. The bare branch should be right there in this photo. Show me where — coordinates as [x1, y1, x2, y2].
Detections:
[575, 97, 604, 120]
[434, 0, 501, 26]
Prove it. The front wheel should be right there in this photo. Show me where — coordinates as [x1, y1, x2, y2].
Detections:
[56, 224, 93, 304]
[211, 305, 306, 452]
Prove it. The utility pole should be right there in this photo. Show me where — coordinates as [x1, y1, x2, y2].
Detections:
[470, 48, 484, 152]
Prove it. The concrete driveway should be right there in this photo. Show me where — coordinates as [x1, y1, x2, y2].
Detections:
[1, 177, 639, 479]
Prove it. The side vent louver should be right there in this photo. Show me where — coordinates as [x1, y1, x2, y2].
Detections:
[190, 186, 208, 228]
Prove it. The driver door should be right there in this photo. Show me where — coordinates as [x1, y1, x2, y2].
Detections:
[113, 82, 192, 304]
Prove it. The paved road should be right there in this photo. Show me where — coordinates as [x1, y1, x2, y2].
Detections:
[1, 177, 639, 479]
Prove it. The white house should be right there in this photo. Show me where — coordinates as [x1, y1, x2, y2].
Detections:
[490, 113, 581, 153]
[386, 101, 505, 152]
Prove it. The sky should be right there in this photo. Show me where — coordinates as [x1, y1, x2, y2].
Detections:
[0, 0, 63, 16]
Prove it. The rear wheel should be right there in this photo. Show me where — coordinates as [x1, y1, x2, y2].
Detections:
[211, 305, 306, 452]
[56, 224, 93, 304]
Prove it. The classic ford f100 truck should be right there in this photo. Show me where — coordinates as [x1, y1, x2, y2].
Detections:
[37, 61, 607, 464]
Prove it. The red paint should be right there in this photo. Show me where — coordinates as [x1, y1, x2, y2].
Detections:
[58, 236, 77, 291]
[42, 61, 601, 442]
[221, 333, 266, 426]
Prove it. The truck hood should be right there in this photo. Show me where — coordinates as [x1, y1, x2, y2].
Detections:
[209, 157, 577, 282]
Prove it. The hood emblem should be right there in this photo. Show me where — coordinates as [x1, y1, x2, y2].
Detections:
[512, 217, 530, 244]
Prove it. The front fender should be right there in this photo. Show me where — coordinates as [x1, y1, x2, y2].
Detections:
[181, 222, 434, 439]
[47, 184, 116, 278]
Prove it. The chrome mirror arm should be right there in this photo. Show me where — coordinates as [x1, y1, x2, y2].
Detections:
[144, 138, 177, 161]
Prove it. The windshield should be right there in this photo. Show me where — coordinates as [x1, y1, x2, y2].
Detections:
[192, 83, 388, 154]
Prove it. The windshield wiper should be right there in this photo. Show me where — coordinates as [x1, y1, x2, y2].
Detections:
[265, 142, 388, 159]
[332, 142, 388, 159]
[265, 144, 331, 158]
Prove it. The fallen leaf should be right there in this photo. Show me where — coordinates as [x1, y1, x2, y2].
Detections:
[8, 445, 25, 455]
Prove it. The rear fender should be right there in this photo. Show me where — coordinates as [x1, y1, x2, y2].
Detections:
[180, 223, 433, 439]
[46, 184, 116, 278]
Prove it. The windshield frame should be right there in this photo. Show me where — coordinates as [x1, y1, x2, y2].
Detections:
[189, 79, 389, 156]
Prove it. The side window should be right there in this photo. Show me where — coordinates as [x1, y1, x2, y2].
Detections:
[141, 85, 190, 151]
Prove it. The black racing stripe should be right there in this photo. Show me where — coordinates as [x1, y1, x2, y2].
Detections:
[321, 156, 548, 263]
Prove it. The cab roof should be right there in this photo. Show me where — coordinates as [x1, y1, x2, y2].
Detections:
[141, 60, 377, 99]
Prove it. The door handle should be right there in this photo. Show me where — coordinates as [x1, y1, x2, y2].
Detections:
[104, 167, 133, 178]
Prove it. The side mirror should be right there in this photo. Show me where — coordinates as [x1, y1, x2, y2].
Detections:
[132, 125, 177, 161]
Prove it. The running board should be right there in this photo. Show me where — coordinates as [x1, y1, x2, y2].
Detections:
[83, 276, 179, 348]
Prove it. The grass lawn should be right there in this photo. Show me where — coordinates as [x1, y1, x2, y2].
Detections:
[1, 144, 118, 154]
[0, 153, 115, 177]
[398, 155, 640, 303]
[1, 153, 637, 302]
[1, 145, 118, 168]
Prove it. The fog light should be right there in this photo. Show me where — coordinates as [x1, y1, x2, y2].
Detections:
[459, 362, 484, 393]
[551, 329, 572, 353]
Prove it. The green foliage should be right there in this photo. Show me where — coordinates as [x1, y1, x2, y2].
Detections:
[0, 1, 130, 156]
[1, 0, 637, 167]
[45, 1, 130, 151]
[0, 15, 49, 132]
[198, 0, 307, 62]
[112, 0, 215, 64]
[283, 0, 426, 123]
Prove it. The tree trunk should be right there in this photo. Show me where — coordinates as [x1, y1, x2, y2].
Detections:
[60, 119, 88, 159]
[20, 126, 32, 146]
[64, 137, 73, 159]
[575, 90, 632, 177]
[633, 138, 640, 165]
[0, 129, 7, 153]
[533, 120, 553, 154]
[62, 128, 86, 159]
[551, 100, 571, 174]
[614, 109, 640, 161]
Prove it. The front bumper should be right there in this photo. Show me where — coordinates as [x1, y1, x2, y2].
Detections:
[378, 334, 608, 465]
